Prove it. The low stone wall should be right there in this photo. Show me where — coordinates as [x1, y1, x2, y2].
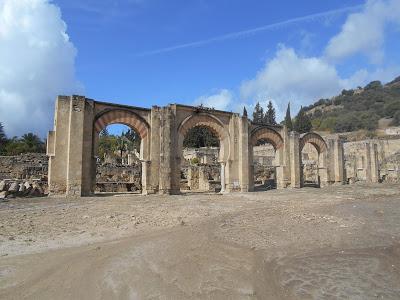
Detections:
[0, 153, 48, 181]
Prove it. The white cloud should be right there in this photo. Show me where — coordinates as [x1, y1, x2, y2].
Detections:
[194, 89, 233, 111]
[240, 46, 346, 117]
[325, 0, 400, 63]
[0, 0, 82, 137]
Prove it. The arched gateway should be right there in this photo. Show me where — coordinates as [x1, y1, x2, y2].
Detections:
[47, 95, 346, 196]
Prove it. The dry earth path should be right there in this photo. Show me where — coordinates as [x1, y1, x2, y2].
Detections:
[0, 184, 399, 299]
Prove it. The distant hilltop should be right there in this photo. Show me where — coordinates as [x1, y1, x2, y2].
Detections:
[303, 76, 400, 134]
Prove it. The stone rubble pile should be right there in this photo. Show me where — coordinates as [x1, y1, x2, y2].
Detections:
[0, 180, 47, 199]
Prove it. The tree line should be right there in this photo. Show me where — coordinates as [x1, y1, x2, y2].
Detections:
[98, 128, 141, 161]
[248, 100, 312, 133]
[0, 123, 45, 155]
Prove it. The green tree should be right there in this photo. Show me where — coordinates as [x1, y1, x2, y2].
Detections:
[264, 101, 276, 125]
[116, 136, 128, 158]
[183, 126, 219, 148]
[99, 128, 109, 137]
[123, 129, 141, 151]
[252, 102, 264, 123]
[284, 102, 293, 131]
[294, 107, 312, 133]
[98, 135, 117, 160]
[0, 122, 7, 154]
[20, 133, 45, 152]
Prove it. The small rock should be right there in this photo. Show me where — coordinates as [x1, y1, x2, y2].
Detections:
[0, 181, 6, 191]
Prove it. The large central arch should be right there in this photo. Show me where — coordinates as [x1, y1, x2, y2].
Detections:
[176, 112, 230, 192]
[93, 109, 150, 159]
[91, 108, 151, 194]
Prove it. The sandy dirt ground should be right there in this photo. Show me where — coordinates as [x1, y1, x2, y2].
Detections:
[0, 184, 400, 299]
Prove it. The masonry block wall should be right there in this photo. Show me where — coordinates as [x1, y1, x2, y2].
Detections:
[47, 95, 347, 196]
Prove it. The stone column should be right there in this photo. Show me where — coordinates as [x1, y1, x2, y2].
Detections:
[318, 151, 329, 187]
[275, 147, 285, 189]
[238, 116, 250, 192]
[365, 142, 372, 182]
[159, 106, 177, 194]
[149, 106, 161, 193]
[141, 160, 152, 194]
[370, 142, 379, 183]
[333, 138, 345, 184]
[47, 95, 94, 197]
[289, 132, 301, 188]
[220, 162, 226, 193]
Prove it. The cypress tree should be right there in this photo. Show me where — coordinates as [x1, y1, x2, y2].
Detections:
[252, 102, 264, 123]
[284, 103, 293, 131]
[243, 106, 248, 118]
[264, 100, 277, 125]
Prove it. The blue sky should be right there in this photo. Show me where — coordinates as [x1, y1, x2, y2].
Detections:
[0, 0, 399, 136]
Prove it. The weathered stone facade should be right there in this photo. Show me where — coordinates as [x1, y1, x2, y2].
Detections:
[47, 96, 346, 196]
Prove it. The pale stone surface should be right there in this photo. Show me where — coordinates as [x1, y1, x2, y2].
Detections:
[47, 96, 346, 196]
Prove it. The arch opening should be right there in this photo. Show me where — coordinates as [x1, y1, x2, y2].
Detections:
[180, 125, 222, 193]
[250, 127, 284, 192]
[91, 109, 150, 195]
[300, 133, 328, 188]
[94, 124, 143, 194]
[176, 113, 229, 194]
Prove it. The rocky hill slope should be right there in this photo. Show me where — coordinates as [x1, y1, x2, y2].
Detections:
[303, 76, 400, 133]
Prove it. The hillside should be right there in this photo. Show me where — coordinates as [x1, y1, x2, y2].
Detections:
[303, 76, 400, 133]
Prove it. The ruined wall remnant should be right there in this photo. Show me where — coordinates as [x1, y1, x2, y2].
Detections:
[343, 138, 400, 183]
[0, 153, 48, 181]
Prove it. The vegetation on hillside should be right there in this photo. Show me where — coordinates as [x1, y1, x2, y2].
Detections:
[303, 77, 400, 133]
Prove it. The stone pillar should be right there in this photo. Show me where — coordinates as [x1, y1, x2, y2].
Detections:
[220, 162, 226, 193]
[239, 117, 250, 192]
[319, 151, 329, 187]
[281, 126, 291, 188]
[370, 142, 379, 183]
[159, 106, 173, 194]
[47, 97, 70, 195]
[141, 160, 151, 194]
[275, 147, 285, 189]
[333, 138, 345, 184]
[149, 106, 161, 193]
[127, 154, 133, 166]
[366, 141, 379, 183]
[289, 132, 301, 188]
[47, 95, 94, 197]
[365, 142, 372, 182]
[198, 166, 209, 191]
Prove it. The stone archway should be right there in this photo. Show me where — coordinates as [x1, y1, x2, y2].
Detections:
[176, 113, 230, 193]
[92, 109, 151, 194]
[249, 127, 284, 191]
[299, 132, 328, 187]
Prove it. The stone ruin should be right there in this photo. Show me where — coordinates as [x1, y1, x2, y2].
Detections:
[0, 153, 48, 199]
[0, 152, 144, 198]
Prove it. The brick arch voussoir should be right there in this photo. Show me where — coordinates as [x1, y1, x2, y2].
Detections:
[300, 133, 327, 153]
[94, 109, 149, 139]
[250, 127, 284, 150]
[179, 114, 228, 141]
